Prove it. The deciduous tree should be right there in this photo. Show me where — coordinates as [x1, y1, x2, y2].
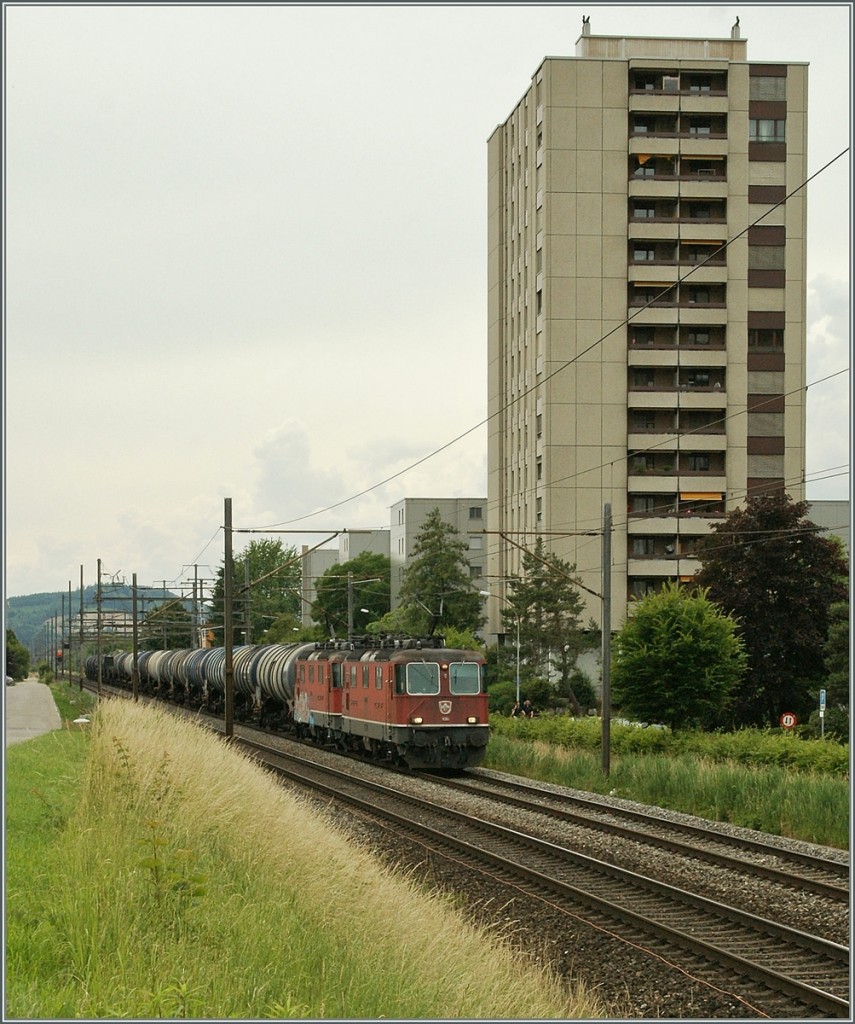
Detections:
[693, 493, 848, 727]
[209, 539, 302, 645]
[5, 629, 30, 681]
[612, 582, 745, 730]
[311, 552, 391, 638]
[140, 601, 194, 651]
[823, 600, 850, 711]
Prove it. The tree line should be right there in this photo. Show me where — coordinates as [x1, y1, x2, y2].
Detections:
[10, 494, 847, 736]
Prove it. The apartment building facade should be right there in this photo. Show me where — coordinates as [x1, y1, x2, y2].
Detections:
[390, 497, 488, 607]
[486, 21, 807, 632]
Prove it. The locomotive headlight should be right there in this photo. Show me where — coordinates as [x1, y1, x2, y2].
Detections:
[411, 716, 423, 725]
[467, 716, 478, 724]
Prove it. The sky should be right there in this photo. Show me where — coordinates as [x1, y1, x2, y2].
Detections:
[3, 2, 852, 601]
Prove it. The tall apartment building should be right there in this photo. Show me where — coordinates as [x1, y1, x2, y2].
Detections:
[486, 21, 807, 632]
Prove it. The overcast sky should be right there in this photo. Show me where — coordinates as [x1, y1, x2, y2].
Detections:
[4, 2, 851, 599]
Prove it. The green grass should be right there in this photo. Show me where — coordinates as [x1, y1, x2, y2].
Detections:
[484, 724, 850, 849]
[5, 697, 604, 1020]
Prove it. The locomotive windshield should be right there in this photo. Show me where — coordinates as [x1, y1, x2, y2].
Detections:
[406, 662, 440, 695]
[449, 662, 482, 695]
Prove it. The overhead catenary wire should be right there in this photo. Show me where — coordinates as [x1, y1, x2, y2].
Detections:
[161, 150, 849, 590]
[242, 147, 849, 533]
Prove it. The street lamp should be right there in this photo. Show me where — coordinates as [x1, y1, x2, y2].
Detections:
[480, 589, 521, 705]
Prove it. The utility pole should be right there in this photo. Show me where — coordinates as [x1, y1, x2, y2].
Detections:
[224, 498, 234, 739]
[132, 573, 139, 701]
[347, 572, 354, 640]
[79, 565, 84, 690]
[601, 503, 612, 777]
[67, 580, 72, 684]
[192, 565, 199, 649]
[244, 560, 251, 645]
[96, 558, 103, 696]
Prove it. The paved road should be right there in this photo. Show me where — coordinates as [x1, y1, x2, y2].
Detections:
[5, 679, 63, 746]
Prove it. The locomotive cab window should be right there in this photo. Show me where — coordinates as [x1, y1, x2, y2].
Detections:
[449, 663, 482, 695]
[406, 662, 440, 695]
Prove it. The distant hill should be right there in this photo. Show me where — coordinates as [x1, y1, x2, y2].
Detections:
[6, 586, 182, 653]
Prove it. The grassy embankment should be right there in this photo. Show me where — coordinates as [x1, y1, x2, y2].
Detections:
[486, 715, 850, 850]
[5, 687, 606, 1020]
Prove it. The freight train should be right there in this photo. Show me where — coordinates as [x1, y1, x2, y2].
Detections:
[85, 636, 490, 771]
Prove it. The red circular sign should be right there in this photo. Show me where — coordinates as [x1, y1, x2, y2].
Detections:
[780, 712, 797, 729]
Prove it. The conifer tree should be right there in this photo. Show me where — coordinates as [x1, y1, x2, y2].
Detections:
[398, 508, 483, 636]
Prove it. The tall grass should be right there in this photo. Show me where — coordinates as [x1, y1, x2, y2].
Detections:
[484, 731, 850, 849]
[6, 699, 604, 1019]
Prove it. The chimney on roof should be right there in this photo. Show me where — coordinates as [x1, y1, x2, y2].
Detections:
[731, 16, 740, 39]
[581, 15, 591, 36]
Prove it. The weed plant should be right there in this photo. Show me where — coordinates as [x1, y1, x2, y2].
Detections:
[484, 731, 849, 848]
[490, 714, 849, 775]
[5, 700, 604, 1020]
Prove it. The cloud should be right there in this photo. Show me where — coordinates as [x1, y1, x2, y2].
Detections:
[805, 274, 850, 498]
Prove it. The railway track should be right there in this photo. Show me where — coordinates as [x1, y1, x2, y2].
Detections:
[423, 768, 850, 902]
[87, 684, 849, 1016]
[232, 731, 849, 1019]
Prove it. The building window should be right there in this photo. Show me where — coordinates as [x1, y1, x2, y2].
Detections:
[633, 247, 656, 262]
[634, 74, 656, 91]
[749, 76, 786, 101]
[632, 454, 655, 473]
[687, 286, 710, 304]
[748, 328, 784, 350]
[469, 506, 482, 519]
[688, 77, 712, 93]
[688, 454, 711, 472]
[688, 120, 712, 135]
[630, 326, 656, 347]
[749, 119, 786, 142]
[468, 535, 483, 550]
[686, 202, 711, 220]
[630, 579, 661, 598]
[469, 565, 482, 578]
[632, 369, 655, 388]
[632, 538, 655, 556]
[633, 202, 656, 219]
[687, 330, 710, 346]
[631, 411, 656, 431]
[748, 245, 786, 270]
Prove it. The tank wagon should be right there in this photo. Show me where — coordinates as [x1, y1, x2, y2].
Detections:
[87, 636, 490, 771]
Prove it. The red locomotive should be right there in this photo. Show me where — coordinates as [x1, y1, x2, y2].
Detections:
[293, 637, 489, 770]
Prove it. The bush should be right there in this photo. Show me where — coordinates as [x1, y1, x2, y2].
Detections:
[487, 680, 518, 716]
[488, 716, 848, 776]
[804, 707, 849, 741]
[566, 668, 597, 711]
